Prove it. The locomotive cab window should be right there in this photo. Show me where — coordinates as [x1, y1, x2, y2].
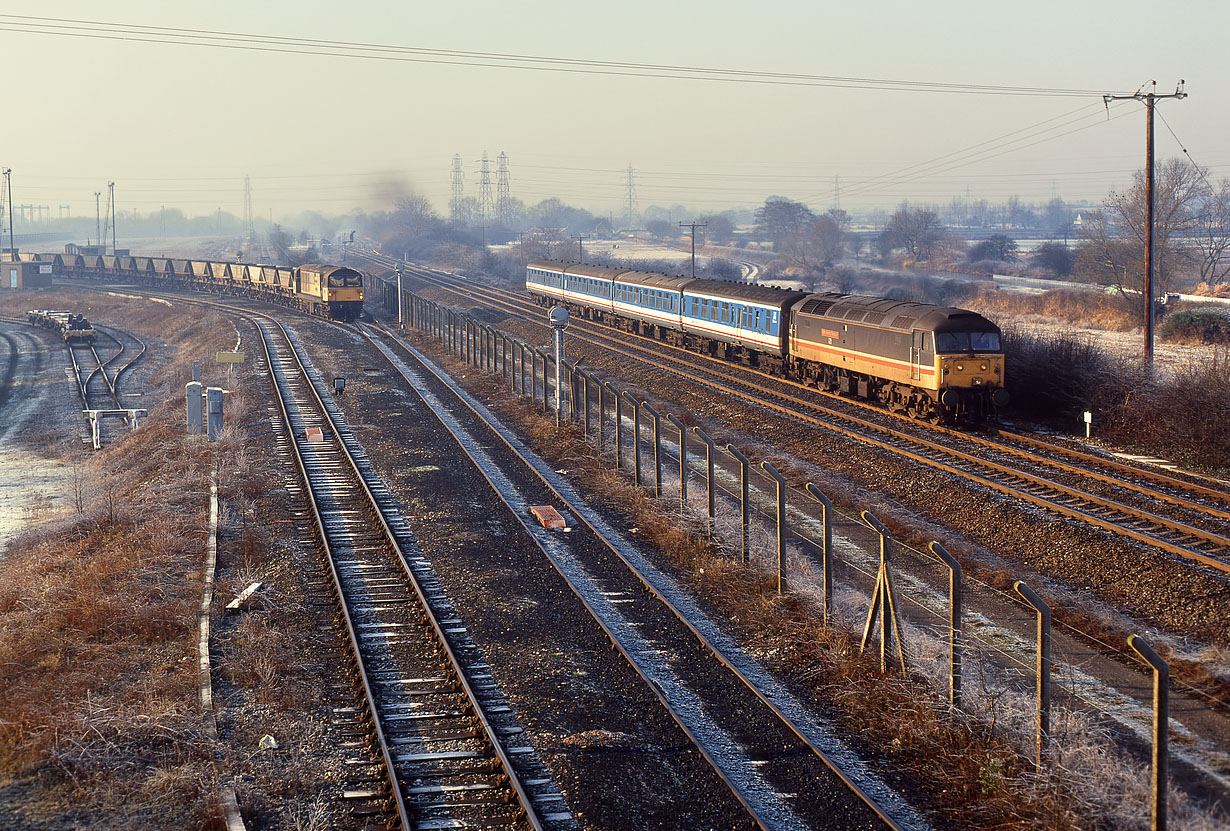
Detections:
[935, 331, 1001, 353]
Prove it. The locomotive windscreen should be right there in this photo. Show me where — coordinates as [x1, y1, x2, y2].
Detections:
[935, 331, 1001, 353]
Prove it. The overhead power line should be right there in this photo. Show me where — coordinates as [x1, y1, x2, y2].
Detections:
[0, 13, 1120, 97]
[803, 101, 1137, 203]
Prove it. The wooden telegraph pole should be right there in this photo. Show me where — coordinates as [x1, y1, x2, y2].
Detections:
[1103, 81, 1187, 367]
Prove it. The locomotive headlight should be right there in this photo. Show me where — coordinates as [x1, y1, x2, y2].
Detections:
[980, 362, 988, 371]
[955, 362, 965, 372]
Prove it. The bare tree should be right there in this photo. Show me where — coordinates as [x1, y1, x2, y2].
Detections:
[779, 215, 844, 274]
[968, 234, 1017, 263]
[1192, 177, 1230, 291]
[879, 203, 942, 262]
[644, 219, 675, 241]
[1082, 158, 1205, 299]
[754, 197, 816, 247]
[697, 213, 736, 245]
[1031, 242, 1075, 278]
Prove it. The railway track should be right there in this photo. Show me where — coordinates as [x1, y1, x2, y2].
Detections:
[358, 252, 1230, 574]
[67, 324, 147, 446]
[356, 318, 920, 831]
[254, 313, 564, 830]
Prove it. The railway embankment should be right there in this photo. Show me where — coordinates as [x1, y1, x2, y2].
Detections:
[0, 295, 361, 828]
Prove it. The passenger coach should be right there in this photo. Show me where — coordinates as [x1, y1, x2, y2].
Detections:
[526, 258, 1007, 422]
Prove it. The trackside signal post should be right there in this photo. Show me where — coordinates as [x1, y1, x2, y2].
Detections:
[549, 305, 569, 426]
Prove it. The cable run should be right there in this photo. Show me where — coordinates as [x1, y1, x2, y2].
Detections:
[1, 13, 1121, 97]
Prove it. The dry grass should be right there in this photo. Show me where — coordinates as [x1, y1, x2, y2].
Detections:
[959, 286, 1141, 332]
[0, 293, 237, 827]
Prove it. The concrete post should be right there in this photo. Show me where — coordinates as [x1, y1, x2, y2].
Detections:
[622, 390, 641, 486]
[668, 415, 688, 518]
[692, 427, 716, 539]
[729, 445, 751, 563]
[761, 461, 788, 594]
[206, 387, 224, 441]
[1127, 634, 1169, 831]
[804, 483, 834, 624]
[605, 381, 621, 469]
[1015, 580, 1052, 773]
[186, 381, 203, 435]
[643, 402, 662, 498]
[929, 542, 963, 712]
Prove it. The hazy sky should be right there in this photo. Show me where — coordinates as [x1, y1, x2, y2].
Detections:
[1, 1, 1225, 223]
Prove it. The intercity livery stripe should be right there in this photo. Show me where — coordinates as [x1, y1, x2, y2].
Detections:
[794, 339, 938, 379]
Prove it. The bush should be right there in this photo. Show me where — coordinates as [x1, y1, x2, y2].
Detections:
[1157, 306, 1230, 344]
[1002, 326, 1117, 422]
[1030, 242, 1075, 278]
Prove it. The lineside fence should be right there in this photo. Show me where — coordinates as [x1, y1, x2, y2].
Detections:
[370, 277, 1177, 828]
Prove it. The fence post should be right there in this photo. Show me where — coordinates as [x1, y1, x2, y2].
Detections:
[520, 342, 528, 396]
[803, 483, 833, 625]
[568, 362, 578, 423]
[622, 391, 642, 487]
[727, 445, 750, 564]
[598, 378, 609, 452]
[510, 340, 518, 393]
[606, 381, 622, 470]
[527, 344, 535, 399]
[859, 511, 907, 674]
[536, 349, 550, 414]
[691, 427, 716, 539]
[668, 415, 688, 518]
[578, 368, 591, 435]
[928, 542, 962, 712]
[760, 462, 789, 593]
[642, 402, 662, 497]
[1014, 580, 1051, 773]
[527, 348, 537, 403]
[1127, 634, 1169, 831]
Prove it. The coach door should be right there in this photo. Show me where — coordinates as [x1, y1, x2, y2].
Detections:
[910, 330, 924, 380]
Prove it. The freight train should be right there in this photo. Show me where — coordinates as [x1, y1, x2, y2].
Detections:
[525, 259, 1008, 422]
[26, 309, 97, 344]
[32, 252, 364, 321]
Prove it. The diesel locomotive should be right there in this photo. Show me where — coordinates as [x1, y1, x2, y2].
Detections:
[526, 259, 1008, 422]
